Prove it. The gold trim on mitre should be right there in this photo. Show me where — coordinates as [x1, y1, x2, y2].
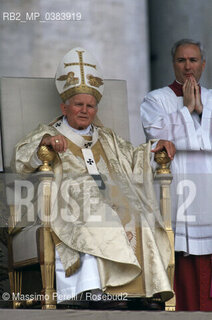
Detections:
[87, 74, 104, 87]
[57, 71, 79, 89]
[56, 47, 104, 103]
[60, 84, 102, 103]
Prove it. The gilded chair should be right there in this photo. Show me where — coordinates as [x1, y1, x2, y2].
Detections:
[0, 77, 175, 310]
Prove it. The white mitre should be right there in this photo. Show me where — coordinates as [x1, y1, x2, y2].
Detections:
[55, 47, 104, 103]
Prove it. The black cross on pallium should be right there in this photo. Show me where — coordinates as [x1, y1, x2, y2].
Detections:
[84, 142, 92, 148]
[87, 158, 94, 165]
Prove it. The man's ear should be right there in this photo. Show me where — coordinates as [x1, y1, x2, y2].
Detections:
[202, 59, 206, 72]
[60, 103, 67, 116]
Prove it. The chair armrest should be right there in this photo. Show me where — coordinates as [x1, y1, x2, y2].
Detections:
[6, 146, 56, 233]
[154, 150, 172, 175]
[154, 151, 175, 311]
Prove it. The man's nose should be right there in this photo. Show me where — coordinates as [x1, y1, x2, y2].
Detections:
[81, 105, 87, 112]
[185, 60, 191, 69]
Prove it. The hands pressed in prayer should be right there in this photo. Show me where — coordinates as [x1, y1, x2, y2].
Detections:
[183, 76, 203, 115]
[39, 134, 68, 153]
[151, 140, 176, 160]
[194, 79, 203, 115]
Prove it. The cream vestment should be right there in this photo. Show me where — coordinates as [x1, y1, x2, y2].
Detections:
[12, 117, 173, 302]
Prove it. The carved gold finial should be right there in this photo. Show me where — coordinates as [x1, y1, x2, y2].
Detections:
[37, 146, 56, 172]
[25, 299, 36, 307]
[154, 150, 171, 174]
[13, 301, 23, 308]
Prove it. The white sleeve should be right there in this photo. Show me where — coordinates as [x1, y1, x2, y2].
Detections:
[140, 95, 200, 150]
[29, 148, 43, 168]
[199, 91, 212, 150]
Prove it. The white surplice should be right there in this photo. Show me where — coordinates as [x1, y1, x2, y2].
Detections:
[140, 85, 212, 255]
[54, 119, 101, 303]
[56, 251, 101, 303]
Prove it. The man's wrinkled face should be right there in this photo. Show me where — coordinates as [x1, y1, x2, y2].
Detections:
[60, 94, 98, 130]
[173, 44, 205, 84]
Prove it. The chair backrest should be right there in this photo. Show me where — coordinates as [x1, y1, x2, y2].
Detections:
[0, 77, 129, 170]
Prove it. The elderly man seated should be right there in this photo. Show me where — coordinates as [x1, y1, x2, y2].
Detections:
[12, 47, 175, 309]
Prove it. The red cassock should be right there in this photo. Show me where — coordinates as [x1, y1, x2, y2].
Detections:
[175, 253, 212, 311]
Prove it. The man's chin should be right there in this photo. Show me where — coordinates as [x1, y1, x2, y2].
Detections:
[76, 119, 90, 127]
[76, 123, 90, 130]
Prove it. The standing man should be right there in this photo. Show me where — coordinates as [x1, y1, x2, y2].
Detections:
[140, 39, 212, 311]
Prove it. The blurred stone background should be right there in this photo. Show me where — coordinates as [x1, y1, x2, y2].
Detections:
[1, 0, 212, 308]
[148, 0, 212, 89]
[0, 0, 149, 147]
